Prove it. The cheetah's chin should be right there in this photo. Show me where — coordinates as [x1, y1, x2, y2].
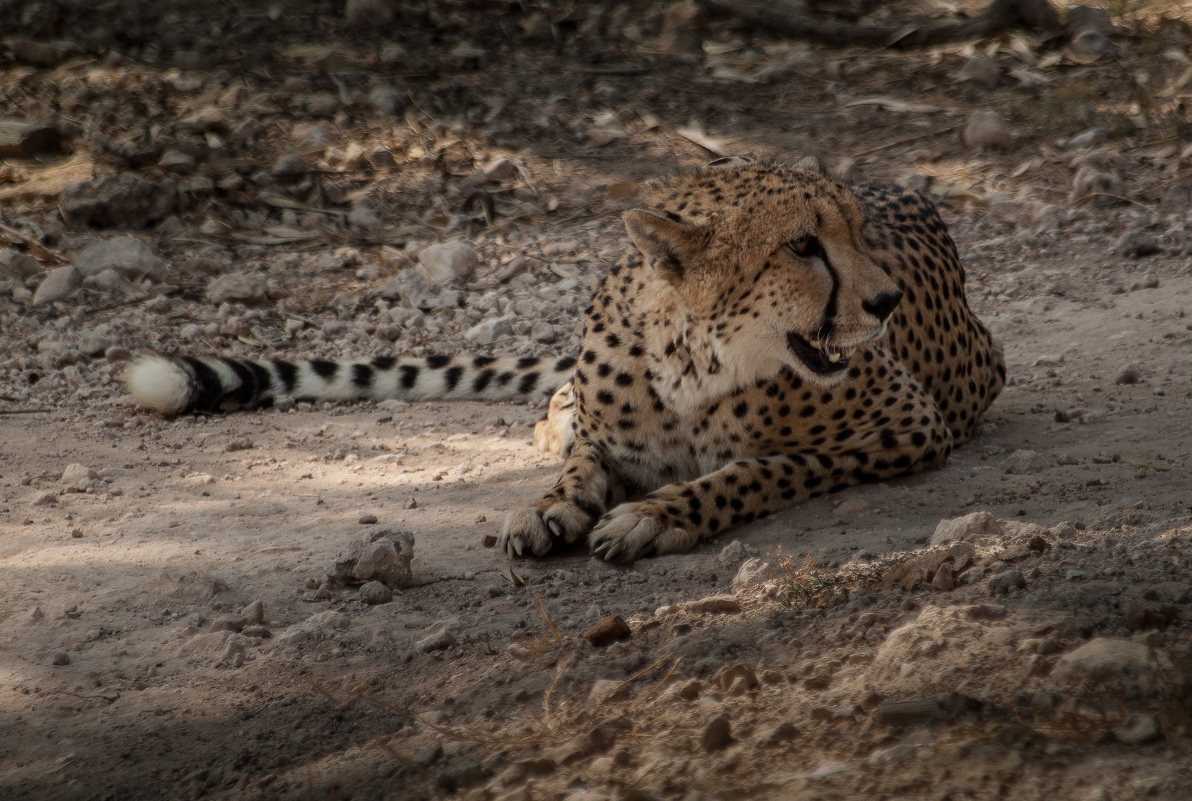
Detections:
[785, 332, 855, 375]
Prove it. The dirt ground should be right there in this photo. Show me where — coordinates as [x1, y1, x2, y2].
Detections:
[2, 1, 1192, 799]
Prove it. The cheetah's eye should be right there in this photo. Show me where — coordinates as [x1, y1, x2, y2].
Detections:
[785, 234, 822, 259]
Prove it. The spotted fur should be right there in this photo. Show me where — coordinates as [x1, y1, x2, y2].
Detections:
[500, 159, 1004, 560]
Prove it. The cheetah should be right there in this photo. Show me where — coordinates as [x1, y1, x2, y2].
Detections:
[126, 158, 1005, 561]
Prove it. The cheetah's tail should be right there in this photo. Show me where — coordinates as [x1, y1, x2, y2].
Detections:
[124, 352, 578, 415]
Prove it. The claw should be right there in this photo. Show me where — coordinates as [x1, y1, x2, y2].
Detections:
[546, 519, 562, 540]
[603, 542, 623, 561]
[511, 536, 524, 557]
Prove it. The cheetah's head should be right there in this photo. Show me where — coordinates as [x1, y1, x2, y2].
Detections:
[625, 160, 903, 387]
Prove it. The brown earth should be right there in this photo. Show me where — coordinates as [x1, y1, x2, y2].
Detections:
[2, 2, 1191, 800]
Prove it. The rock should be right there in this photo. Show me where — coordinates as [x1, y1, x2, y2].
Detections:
[51, 651, 71, 666]
[359, 580, 393, 604]
[714, 662, 759, 695]
[1066, 127, 1109, 149]
[930, 511, 1003, 546]
[963, 110, 1014, 150]
[241, 599, 265, 624]
[348, 206, 381, 235]
[158, 149, 196, 174]
[932, 562, 955, 591]
[700, 714, 732, 752]
[271, 153, 307, 180]
[716, 539, 749, 563]
[74, 236, 164, 280]
[1113, 713, 1161, 745]
[731, 557, 778, 593]
[584, 614, 631, 647]
[530, 322, 557, 343]
[1001, 449, 1051, 475]
[1115, 231, 1161, 258]
[417, 241, 479, 285]
[358, 514, 379, 525]
[1114, 363, 1143, 385]
[379, 268, 460, 310]
[481, 157, 518, 182]
[988, 569, 1026, 595]
[329, 528, 415, 588]
[1051, 638, 1156, 688]
[60, 174, 178, 228]
[210, 613, 246, 633]
[416, 624, 458, 653]
[206, 272, 268, 304]
[60, 463, 97, 485]
[32, 265, 82, 305]
[679, 595, 741, 615]
[1067, 29, 1115, 62]
[464, 316, 513, 344]
[1071, 165, 1123, 199]
[278, 610, 350, 645]
[958, 55, 1000, 87]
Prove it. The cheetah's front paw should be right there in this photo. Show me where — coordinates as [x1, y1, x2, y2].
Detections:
[589, 502, 701, 562]
[500, 496, 598, 558]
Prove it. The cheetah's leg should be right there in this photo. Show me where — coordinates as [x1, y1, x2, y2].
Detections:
[532, 380, 577, 457]
[500, 438, 626, 557]
[589, 424, 953, 562]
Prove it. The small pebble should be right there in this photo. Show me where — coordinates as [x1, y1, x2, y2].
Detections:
[51, 651, 70, 666]
[358, 514, 378, 524]
[359, 580, 393, 605]
[584, 614, 631, 647]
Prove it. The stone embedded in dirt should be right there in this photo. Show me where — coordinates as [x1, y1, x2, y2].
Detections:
[1051, 638, 1156, 688]
[930, 510, 1004, 546]
[932, 562, 955, 591]
[1115, 363, 1143, 385]
[51, 650, 70, 665]
[1113, 712, 1161, 745]
[1115, 231, 1161, 258]
[715, 662, 759, 695]
[358, 514, 378, 525]
[359, 580, 393, 605]
[206, 272, 268, 304]
[271, 152, 307, 180]
[60, 463, 97, 485]
[716, 539, 749, 563]
[963, 110, 1014, 151]
[700, 714, 732, 752]
[241, 599, 265, 624]
[584, 613, 631, 647]
[417, 240, 479, 285]
[32, 265, 82, 305]
[464, 316, 513, 344]
[29, 490, 58, 507]
[278, 609, 350, 645]
[988, 569, 1026, 595]
[1071, 165, 1124, 200]
[1066, 127, 1109, 149]
[210, 613, 246, 633]
[74, 236, 164, 280]
[530, 321, 557, 343]
[679, 595, 741, 615]
[348, 205, 381, 236]
[416, 623, 458, 653]
[1001, 449, 1051, 475]
[379, 268, 460, 310]
[60, 174, 178, 228]
[330, 528, 415, 588]
[731, 557, 778, 593]
[1067, 29, 1116, 63]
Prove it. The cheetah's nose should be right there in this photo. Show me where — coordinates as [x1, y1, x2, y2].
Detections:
[863, 290, 903, 322]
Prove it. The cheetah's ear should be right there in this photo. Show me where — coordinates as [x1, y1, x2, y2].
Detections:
[624, 209, 708, 283]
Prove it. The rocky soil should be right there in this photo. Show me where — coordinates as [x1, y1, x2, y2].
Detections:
[1, 1, 1191, 799]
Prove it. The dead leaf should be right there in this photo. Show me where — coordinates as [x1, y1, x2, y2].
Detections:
[606, 180, 639, 201]
[675, 123, 733, 156]
[843, 96, 946, 113]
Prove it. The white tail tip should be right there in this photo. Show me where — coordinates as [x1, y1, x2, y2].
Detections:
[124, 355, 191, 414]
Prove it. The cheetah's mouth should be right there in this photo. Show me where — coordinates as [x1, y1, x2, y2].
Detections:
[786, 332, 855, 375]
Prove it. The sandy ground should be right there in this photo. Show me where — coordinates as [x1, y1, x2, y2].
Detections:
[2, 1, 1191, 799]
